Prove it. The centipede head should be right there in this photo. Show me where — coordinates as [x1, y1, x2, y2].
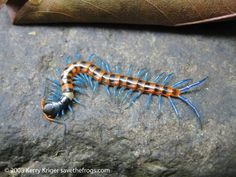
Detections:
[41, 98, 56, 122]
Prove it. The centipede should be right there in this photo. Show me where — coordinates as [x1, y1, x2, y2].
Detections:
[41, 53, 208, 131]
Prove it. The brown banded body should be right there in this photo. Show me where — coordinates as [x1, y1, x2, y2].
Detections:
[60, 60, 181, 98]
[41, 54, 208, 131]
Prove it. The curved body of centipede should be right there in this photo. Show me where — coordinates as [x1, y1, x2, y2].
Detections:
[41, 53, 208, 130]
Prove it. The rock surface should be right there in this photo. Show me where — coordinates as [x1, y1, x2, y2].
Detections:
[0, 6, 236, 177]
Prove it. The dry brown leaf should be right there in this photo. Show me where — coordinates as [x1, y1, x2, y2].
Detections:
[5, 0, 236, 26]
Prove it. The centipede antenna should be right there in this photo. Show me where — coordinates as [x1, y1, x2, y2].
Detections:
[153, 72, 166, 83]
[168, 97, 180, 118]
[180, 77, 208, 93]
[178, 95, 202, 129]
[172, 79, 192, 88]
[52, 119, 67, 135]
[162, 73, 174, 85]
[145, 94, 153, 109]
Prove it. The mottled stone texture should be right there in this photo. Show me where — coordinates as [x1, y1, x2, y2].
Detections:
[0, 6, 236, 177]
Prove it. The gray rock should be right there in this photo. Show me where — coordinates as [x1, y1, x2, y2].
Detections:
[0, 6, 236, 177]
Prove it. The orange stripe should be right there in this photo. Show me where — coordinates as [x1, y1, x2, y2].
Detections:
[128, 78, 139, 90]
[102, 74, 111, 85]
[120, 76, 128, 87]
[81, 62, 92, 73]
[87, 65, 97, 77]
[111, 74, 121, 86]
[146, 82, 156, 94]
[95, 70, 106, 82]
[62, 84, 73, 91]
[155, 85, 163, 95]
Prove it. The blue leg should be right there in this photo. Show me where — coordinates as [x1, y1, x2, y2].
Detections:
[79, 74, 89, 86]
[157, 95, 162, 113]
[105, 63, 111, 72]
[73, 80, 85, 87]
[94, 56, 104, 68]
[48, 78, 60, 85]
[122, 90, 133, 103]
[74, 75, 86, 84]
[136, 68, 145, 78]
[101, 61, 108, 71]
[85, 75, 94, 89]
[105, 86, 111, 96]
[128, 92, 141, 107]
[113, 86, 118, 97]
[126, 65, 133, 76]
[64, 56, 70, 65]
[74, 87, 86, 94]
[48, 79, 61, 90]
[75, 51, 81, 60]
[89, 77, 94, 89]
[143, 72, 149, 81]
[168, 97, 180, 118]
[162, 73, 174, 85]
[50, 87, 61, 95]
[93, 81, 99, 93]
[55, 68, 62, 77]
[87, 54, 96, 61]
[61, 109, 65, 116]
[115, 63, 121, 73]
[49, 91, 61, 99]
[178, 95, 202, 128]
[118, 87, 125, 97]
[180, 77, 208, 93]
[153, 72, 166, 83]
[73, 98, 81, 104]
[68, 105, 73, 113]
[73, 97, 86, 107]
[145, 94, 153, 109]
[172, 79, 192, 88]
